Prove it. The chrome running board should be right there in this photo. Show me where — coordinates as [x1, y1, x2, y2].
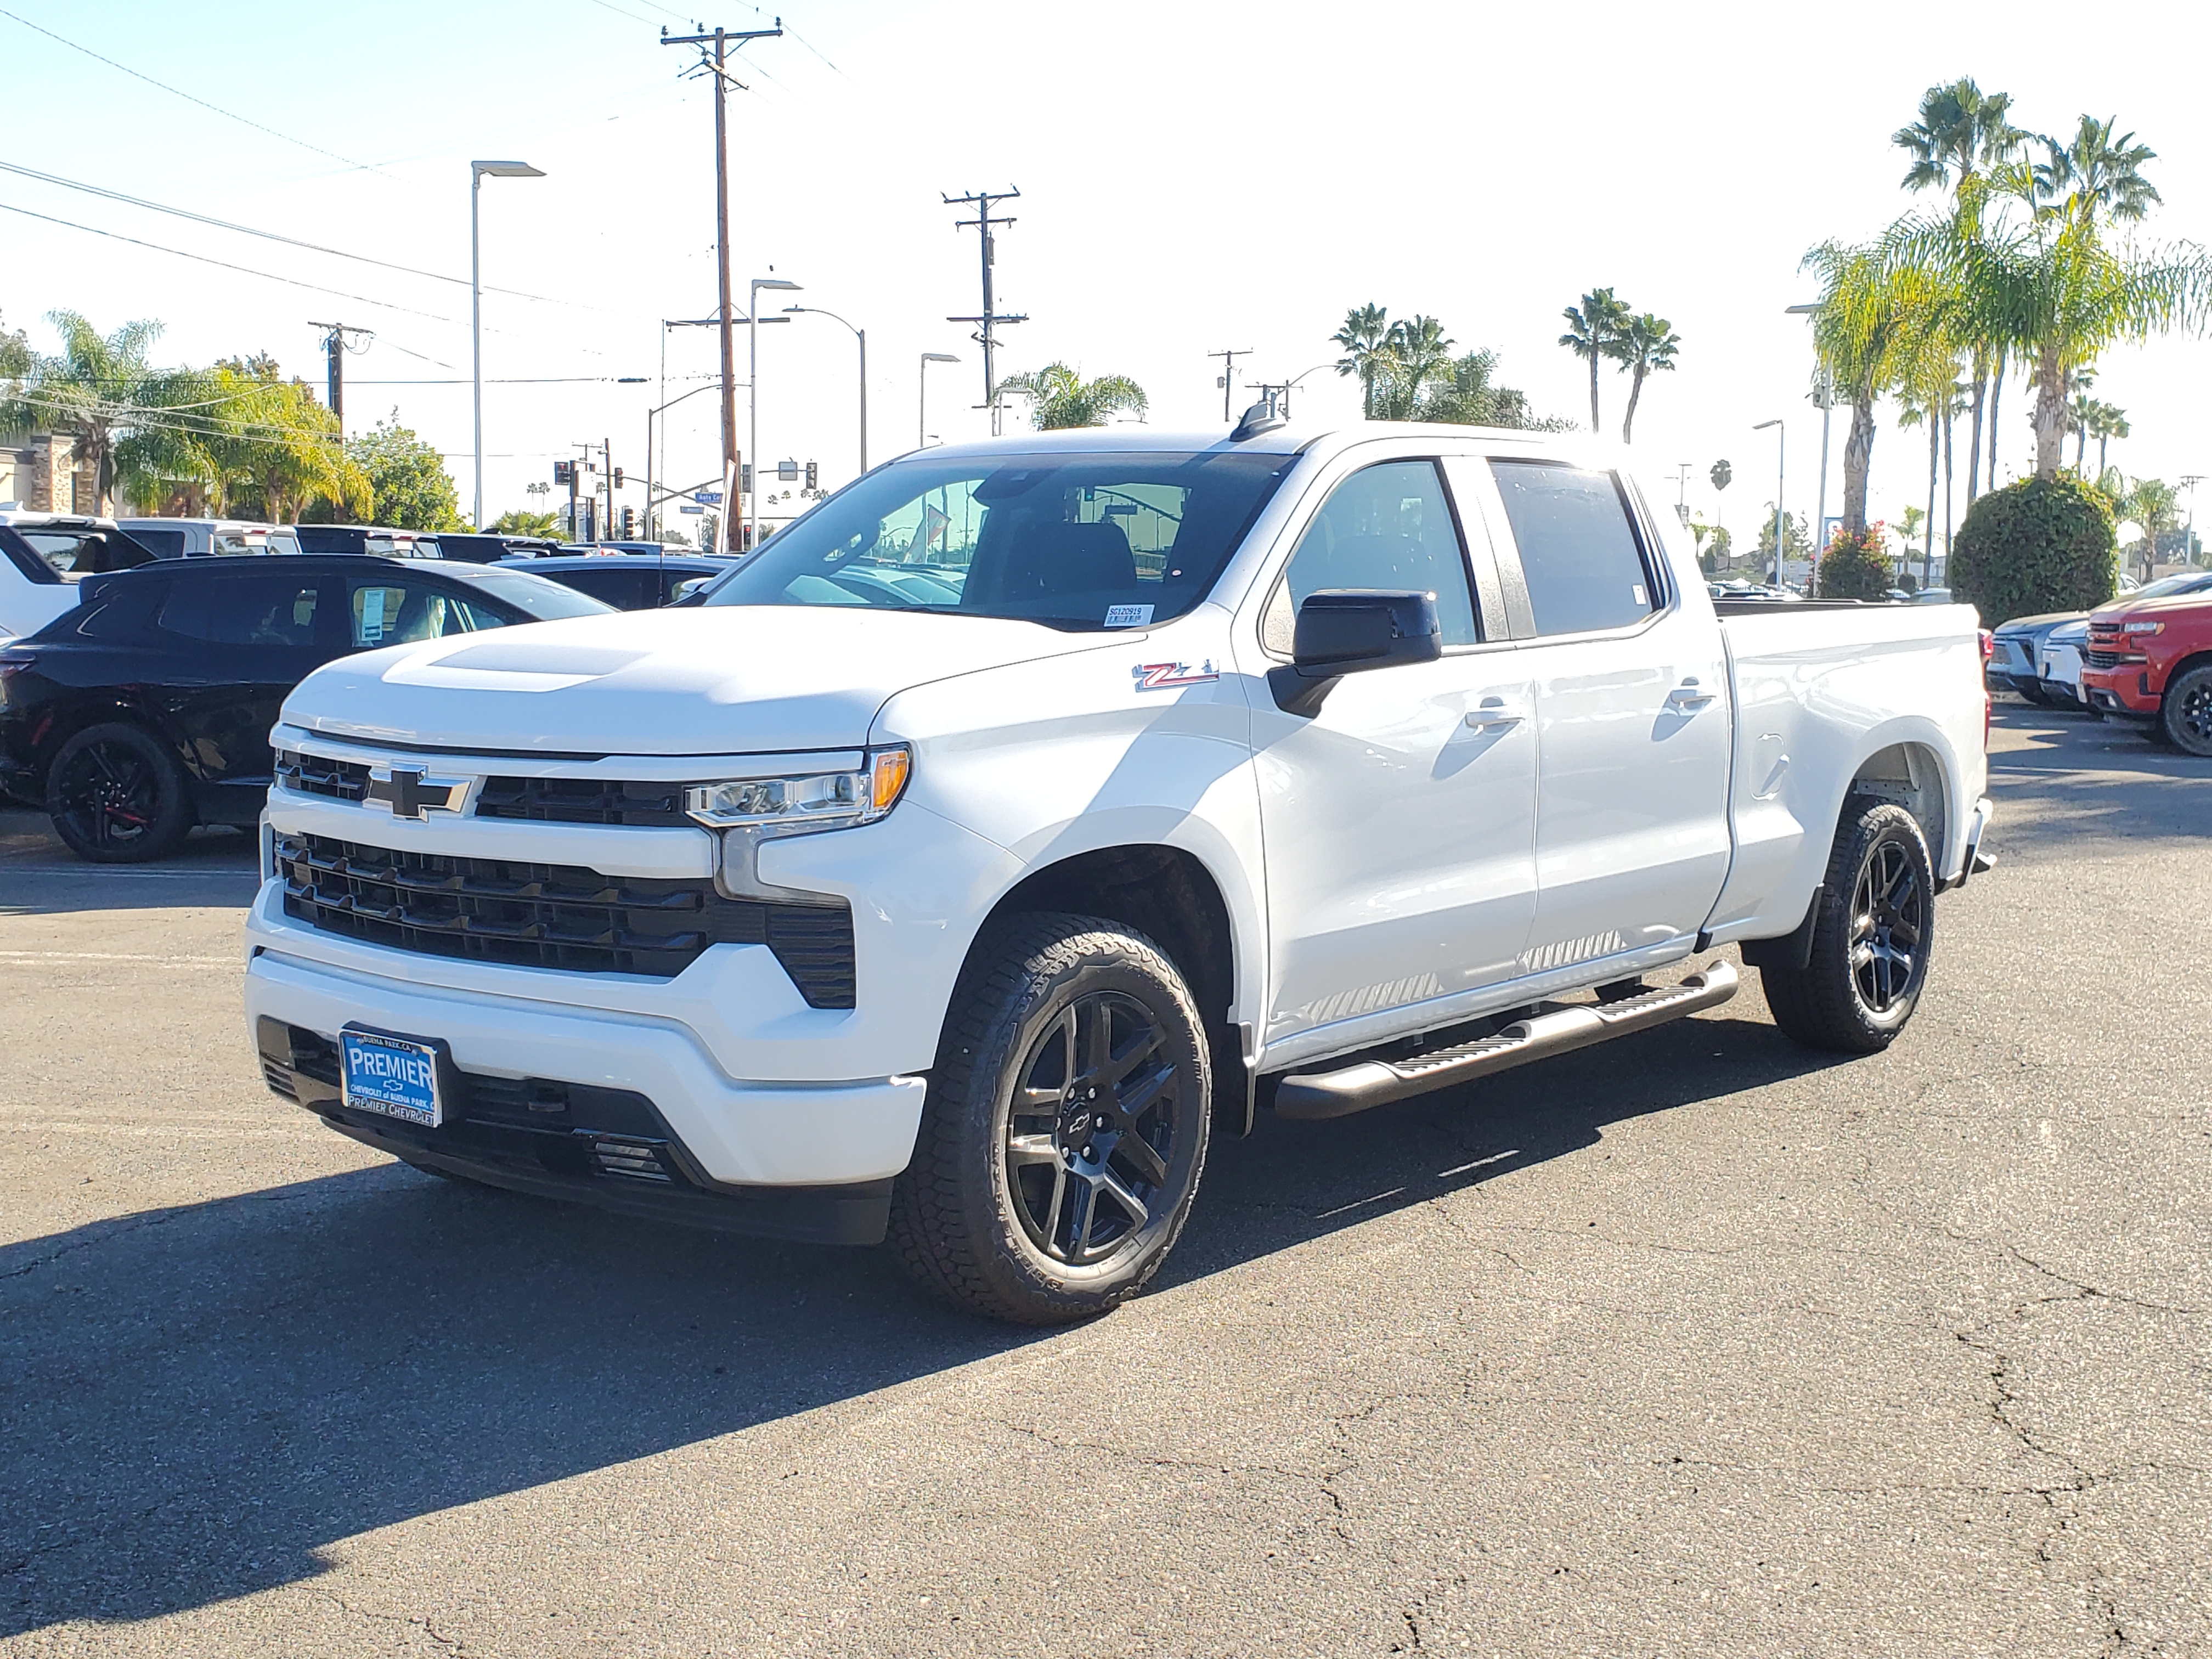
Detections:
[1273, 959, 1740, 1122]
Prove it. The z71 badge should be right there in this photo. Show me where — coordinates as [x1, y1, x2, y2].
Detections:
[1132, 660, 1220, 692]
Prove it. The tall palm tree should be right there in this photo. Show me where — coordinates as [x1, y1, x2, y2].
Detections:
[1372, 314, 1455, 419]
[1331, 303, 1393, 420]
[0, 311, 202, 514]
[2033, 116, 2161, 230]
[2067, 390, 2098, 470]
[1799, 244, 1929, 533]
[1893, 80, 2025, 507]
[1615, 313, 1680, 443]
[994, 363, 1148, 430]
[2094, 401, 2129, 473]
[1558, 288, 1630, 435]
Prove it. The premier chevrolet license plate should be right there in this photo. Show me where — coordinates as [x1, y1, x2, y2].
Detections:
[340, 1026, 444, 1127]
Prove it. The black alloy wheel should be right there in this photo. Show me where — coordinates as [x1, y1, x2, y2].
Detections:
[889, 913, 1211, 1324]
[44, 723, 192, 863]
[2161, 664, 2212, 757]
[1002, 991, 1187, 1268]
[1849, 838, 1925, 1015]
[1758, 800, 1936, 1054]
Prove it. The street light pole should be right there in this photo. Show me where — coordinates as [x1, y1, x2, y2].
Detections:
[918, 352, 960, 450]
[470, 159, 543, 530]
[784, 305, 868, 475]
[747, 276, 802, 551]
[1754, 419, 1786, 588]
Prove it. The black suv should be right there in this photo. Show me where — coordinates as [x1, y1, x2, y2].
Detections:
[498, 552, 733, 609]
[0, 556, 611, 862]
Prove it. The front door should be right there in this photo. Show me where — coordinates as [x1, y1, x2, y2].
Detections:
[1244, 456, 1539, 1060]
[1476, 459, 1732, 969]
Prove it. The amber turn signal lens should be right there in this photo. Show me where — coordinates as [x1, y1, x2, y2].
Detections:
[871, 746, 912, 811]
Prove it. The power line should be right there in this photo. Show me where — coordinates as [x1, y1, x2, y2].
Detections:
[0, 159, 605, 310]
[0, 199, 463, 325]
[0, 6, 393, 178]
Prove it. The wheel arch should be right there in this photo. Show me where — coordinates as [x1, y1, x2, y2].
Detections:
[1846, 738, 1951, 872]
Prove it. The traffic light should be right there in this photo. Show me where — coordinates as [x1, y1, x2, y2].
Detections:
[553, 460, 573, 486]
[620, 507, 635, 538]
[740, 462, 753, 495]
[804, 460, 817, 492]
[613, 466, 624, 490]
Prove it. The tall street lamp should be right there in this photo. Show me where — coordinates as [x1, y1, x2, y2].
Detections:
[918, 352, 960, 450]
[470, 159, 544, 531]
[646, 380, 722, 542]
[785, 304, 867, 477]
[748, 276, 802, 551]
[1784, 302, 1831, 563]
[1753, 418, 1787, 588]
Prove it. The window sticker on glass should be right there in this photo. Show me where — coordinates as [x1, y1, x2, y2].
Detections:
[360, 588, 387, 641]
[1104, 603, 1154, 628]
[1633, 584, 1647, 605]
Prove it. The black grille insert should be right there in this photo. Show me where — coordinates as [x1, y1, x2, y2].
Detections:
[275, 749, 372, 803]
[276, 831, 856, 1005]
[473, 775, 693, 827]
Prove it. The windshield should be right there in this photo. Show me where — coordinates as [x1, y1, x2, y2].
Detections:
[446, 567, 617, 620]
[703, 449, 1296, 630]
[2134, 572, 2212, 601]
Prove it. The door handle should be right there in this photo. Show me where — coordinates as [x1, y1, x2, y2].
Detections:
[1666, 678, 1718, 710]
[1464, 697, 1526, 730]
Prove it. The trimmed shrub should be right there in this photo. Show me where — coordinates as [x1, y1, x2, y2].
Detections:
[1949, 474, 2117, 625]
[1818, 523, 1894, 600]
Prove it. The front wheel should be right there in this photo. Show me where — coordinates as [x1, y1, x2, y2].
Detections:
[889, 913, 1212, 1324]
[1759, 801, 1934, 1054]
[2160, 664, 2212, 757]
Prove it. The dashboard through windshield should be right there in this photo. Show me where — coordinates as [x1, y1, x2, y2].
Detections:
[703, 450, 1296, 630]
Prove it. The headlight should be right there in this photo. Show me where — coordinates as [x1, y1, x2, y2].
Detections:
[684, 746, 911, 833]
[2120, 619, 2164, 635]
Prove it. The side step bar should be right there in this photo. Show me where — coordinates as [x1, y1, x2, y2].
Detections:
[1274, 959, 1740, 1122]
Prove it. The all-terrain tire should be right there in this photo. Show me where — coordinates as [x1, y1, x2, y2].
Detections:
[1759, 800, 1935, 1054]
[2159, 663, 2212, 757]
[44, 722, 194, 863]
[888, 912, 1212, 1325]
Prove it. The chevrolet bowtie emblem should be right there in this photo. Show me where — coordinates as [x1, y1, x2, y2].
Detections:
[364, 765, 465, 819]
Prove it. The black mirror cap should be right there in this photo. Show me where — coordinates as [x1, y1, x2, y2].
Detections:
[1291, 589, 1442, 673]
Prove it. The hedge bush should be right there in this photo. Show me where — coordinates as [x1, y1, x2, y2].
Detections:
[1818, 523, 1894, 600]
[1949, 474, 2117, 624]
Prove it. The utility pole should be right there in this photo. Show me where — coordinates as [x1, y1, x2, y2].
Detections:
[1207, 348, 1252, 423]
[943, 187, 1027, 435]
[2182, 474, 2205, 566]
[1673, 461, 1693, 526]
[662, 22, 782, 515]
[307, 321, 371, 436]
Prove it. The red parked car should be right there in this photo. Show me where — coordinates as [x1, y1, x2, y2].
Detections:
[2079, 573, 2212, 755]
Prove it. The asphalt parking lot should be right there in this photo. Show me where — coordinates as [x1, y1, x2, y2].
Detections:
[3, 702, 2207, 1658]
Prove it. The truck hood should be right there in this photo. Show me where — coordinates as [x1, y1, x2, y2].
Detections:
[282, 606, 1122, 755]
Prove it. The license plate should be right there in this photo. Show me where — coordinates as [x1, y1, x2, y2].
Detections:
[340, 1026, 444, 1127]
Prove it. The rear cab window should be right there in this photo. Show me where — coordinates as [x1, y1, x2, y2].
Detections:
[1487, 462, 1661, 636]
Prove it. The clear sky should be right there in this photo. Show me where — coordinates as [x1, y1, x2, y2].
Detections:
[2, 0, 2206, 546]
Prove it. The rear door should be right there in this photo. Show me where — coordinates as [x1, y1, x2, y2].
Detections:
[149, 569, 332, 807]
[1466, 459, 1731, 968]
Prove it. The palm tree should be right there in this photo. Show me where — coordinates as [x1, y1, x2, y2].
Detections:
[2094, 401, 2129, 473]
[2120, 476, 2181, 578]
[1558, 288, 1630, 435]
[1615, 313, 1681, 443]
[2033, 116, 2160, 230]
[994, 363, 1148, 431]
[1800, 244, 1929, 533]
[1372, 314, 1455, 419]
[1893, 80, 2025, 507]
[2068, 390, 2098, 470]
[1331, 304, 1393, 420]
[0, 311, 203, 514]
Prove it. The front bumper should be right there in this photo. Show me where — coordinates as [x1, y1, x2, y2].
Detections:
[2080, 667, 2158, 718]
[245, 935, 927, 1189]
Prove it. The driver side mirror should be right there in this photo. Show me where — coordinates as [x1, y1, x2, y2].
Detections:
[1268, 589, 1442, 716]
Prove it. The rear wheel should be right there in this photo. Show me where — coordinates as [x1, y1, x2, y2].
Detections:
[889, 914, 1211, 1324]
[44, 723, 193, 863]
[2159, 664, 2212, 757]
[1759, 801, 1934, 1054]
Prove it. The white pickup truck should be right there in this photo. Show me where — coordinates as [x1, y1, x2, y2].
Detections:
[245, 420, 1994, 1323]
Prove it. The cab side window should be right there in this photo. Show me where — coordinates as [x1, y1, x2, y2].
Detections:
[347, 579, 505, 647]
[1488, 462, 1658, 636]
[1263, 460, 1479, 653]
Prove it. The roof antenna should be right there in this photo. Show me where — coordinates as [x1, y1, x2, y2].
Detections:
[1229, 390, 1286, 442]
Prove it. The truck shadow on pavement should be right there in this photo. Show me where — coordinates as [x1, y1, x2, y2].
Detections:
[0, 1007, 1845, 1638]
